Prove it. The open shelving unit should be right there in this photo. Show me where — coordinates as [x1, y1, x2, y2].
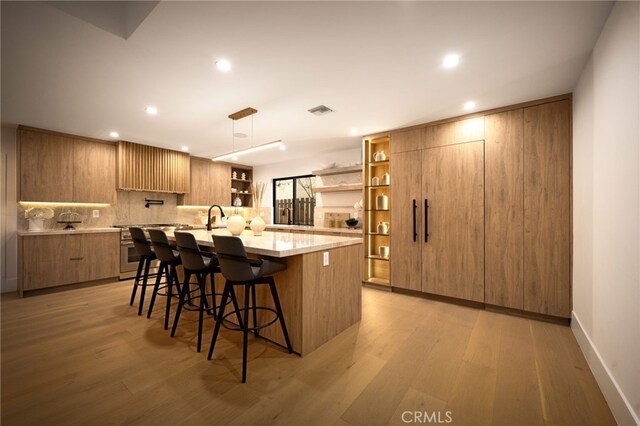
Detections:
[231, 166, 253, 207]
[363, 134, 391, 286]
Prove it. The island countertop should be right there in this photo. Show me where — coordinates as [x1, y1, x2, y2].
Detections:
[165, 229, 362, 257]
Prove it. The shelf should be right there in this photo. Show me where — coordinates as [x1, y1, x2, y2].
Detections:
[366, 209, 389, 212]
[367, 160, 389, 166]
[364, 277, 390, 286]
[366, 185, 390, 189]
[312, 165, 362, 176]
[366, 255, 390, 261]
[366, 232, 390, 236]
[314, 183, 362, 193]
[232, 192, 252, 195]
[232, 178, 252, 182]
[366, 136, 390, 145]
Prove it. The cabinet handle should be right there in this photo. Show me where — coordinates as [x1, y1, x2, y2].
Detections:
[69, 257, 84, 261]
[424, 199, 429, 243]
[412, 199, 417, 242]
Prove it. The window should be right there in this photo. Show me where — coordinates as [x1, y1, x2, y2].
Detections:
[273, 175, 316, 225]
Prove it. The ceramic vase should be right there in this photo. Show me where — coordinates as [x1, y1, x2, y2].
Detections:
[226, 214, 246, 236]
[250, 210, 266, 236]
[28, 218, 44, 231]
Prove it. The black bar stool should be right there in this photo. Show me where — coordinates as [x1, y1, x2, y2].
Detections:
[171, 232, 242, 353]
[207, 235, 293, 383]
[147, 229, 183, 330]
[128, 227, 158, 316]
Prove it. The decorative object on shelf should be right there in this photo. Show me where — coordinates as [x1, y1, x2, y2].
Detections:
[225, 214, 246, 236]
[232, 171, 238, 179]
[371, 176, 379, 186]
[353, 199, 364, 220]
[250, 181, 267, 236]
[231, 188, 237, 193]
[241, 172, 246, 180]
[57, 210, 82, 230]
[378, 246, 390, 258]
[373, 150, 387, 162]
[24, 207, 54, 231]
[377, 221, 389, 234]
[375, 193, 389, 210]
[233, 195, 242, 207]
[345, 218, 359, 229]
[381, 172, 390, 185]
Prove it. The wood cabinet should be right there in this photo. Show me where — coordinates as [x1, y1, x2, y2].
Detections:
[390, 149, 422, 291]
[485, 110, 525, 309]
[390, 128, 422, 154]
[422, 142, 485, 301]
[523, 100, 571, 317]
[19, 129, 74, 202]
[117, 141, 190, 193]
[424, 117, 485, 149]
[178, 157, 231, 206]
[18, 127, 116, 203]
[20, 232, 119, 294]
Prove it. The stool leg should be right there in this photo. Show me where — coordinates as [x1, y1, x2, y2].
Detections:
[147, 262, 165, 319]
[129, 257, 144, 306]
[197, 272, 205, 352]
[137, 257, 152, 316]
[229, 285, 244, 328]
[241, 283, 251, 383]
[208, 280, 231, 360]
[164, 264, 176, 330]
[209, 272, 218, 320]
[251, 283, 259, 337]
[268, 277, 293, 354]
[171, 271, 191, 337]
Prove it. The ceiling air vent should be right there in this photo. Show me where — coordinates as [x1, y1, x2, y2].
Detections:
[308, 105, 334, 116]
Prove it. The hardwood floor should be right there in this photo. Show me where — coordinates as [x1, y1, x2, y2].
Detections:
[1, 282, 615, 426]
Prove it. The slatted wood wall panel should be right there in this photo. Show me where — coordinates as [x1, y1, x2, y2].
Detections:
[117, 141, 190, 193]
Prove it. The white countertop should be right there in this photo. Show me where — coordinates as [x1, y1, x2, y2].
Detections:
[265, 224, 362, 234]
[18, 228, 121, 236]
[165, 229, 362, 257]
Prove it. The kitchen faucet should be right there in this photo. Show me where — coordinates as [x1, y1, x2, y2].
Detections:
[207, 205, 226, 231]
[282, 207, 292, 225]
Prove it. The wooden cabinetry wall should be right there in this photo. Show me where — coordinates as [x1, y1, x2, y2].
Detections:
[177, 156, 232, 206]
[381, 93, 572, 319]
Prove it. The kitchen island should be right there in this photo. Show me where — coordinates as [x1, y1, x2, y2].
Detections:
[166, 229, 363, 356]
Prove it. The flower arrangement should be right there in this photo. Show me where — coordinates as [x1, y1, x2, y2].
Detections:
[24, 207, 54, 220]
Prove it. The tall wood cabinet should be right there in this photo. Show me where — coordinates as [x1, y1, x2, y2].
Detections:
[378, 95, 572, 319]
[18, 127, 116, 204]
[178, 157, 231, 206]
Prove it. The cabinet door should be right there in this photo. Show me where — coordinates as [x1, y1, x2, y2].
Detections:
[423, 117, 484, 149]
[210, 162, 231, 205]
[422, 141, 485, 301]
[485, 110, 524, 309]
[21, 235, 72, 290]
[390, 129, 422, 154]
[73, 140, 116, 203]
[390, 150, 422, 291]
[81, 233, 119, 281]
[524, 100, 571, 317]
[181, 157, 211, 206]
[19, 129, 74, 202]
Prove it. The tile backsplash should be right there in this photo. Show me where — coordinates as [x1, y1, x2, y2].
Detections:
[18, 190, 274, 230]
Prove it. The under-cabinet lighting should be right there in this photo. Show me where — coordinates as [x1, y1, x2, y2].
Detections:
[19, 201, 111, 207]
[212, 140, 284, 162]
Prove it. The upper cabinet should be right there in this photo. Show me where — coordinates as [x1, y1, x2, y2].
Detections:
[423, 116, 485, 149]
[18, 127, 116, 203]
[177, 156, 231, 206]
[117, 141, 190, 193]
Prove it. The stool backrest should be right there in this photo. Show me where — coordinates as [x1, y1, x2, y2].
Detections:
[130, 227, 153, 257]
[148, 229, 177, 263]
[174, 231, 207, 271]
[212, 235, 255, 282]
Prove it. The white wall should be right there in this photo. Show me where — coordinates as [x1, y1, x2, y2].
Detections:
[1, 126, 19, 293]
[572, 2, 640, 424]
[253, 147, 362, 223]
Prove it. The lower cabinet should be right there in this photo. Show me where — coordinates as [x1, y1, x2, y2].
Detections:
[20, 233, 119, 293]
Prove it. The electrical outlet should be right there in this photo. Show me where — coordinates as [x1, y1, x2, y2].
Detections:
[323, 251, 329, 267]
[92, 210, 100, 218]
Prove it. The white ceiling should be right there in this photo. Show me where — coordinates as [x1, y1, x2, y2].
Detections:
[1, 1, 612, 165]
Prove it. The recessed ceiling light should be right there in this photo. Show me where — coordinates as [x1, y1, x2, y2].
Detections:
[231, 155, 238, 161]
[464, 101, 476, 110]
[279, 145, 287, 151]
[109, 131, 119, 138]
[442, 53, 460, 69]
[145, 106, 158, 115]
[350, 128, 359, 136]
[216, 59, 231, 72]
[181, 146, 189, 152]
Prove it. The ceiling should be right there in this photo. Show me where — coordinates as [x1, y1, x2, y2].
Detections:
[1, 1, 612, 165]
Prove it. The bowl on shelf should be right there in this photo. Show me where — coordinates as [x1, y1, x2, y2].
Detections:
[345, 218, 359, 229]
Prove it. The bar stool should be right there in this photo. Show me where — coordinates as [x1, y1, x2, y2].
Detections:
[128, 227, 158, 316]
[171, 231, 242, 352]
[147, 229, 182, 330]
[207, 235, 293, 383]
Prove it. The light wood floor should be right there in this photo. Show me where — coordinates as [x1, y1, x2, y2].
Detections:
[1, 281, 615, 426]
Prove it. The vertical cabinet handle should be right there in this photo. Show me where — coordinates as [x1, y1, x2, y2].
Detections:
[412, 199, 417, 242]
[424, 199, 429, 243]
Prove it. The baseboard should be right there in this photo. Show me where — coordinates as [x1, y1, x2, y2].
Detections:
[571, 311, 639, 426]
[0, 277, 18, 293]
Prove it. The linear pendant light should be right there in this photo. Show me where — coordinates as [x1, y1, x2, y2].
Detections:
[212, 140, 283, 161]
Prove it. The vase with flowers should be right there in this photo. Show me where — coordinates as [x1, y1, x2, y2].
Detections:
[250, 181, 266, 236]
[24, 207, 54, 231]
